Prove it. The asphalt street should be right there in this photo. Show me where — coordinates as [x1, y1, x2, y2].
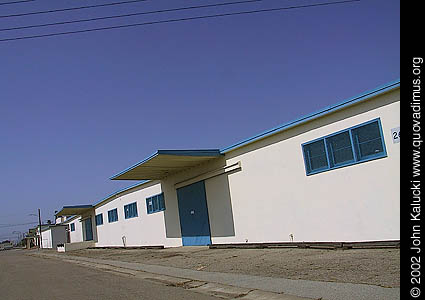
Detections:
[0, 249, 218, 300]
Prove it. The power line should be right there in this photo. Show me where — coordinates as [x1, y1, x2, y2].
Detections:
[0, 0, 270, 32]
[0, 222, 38, 228]
[0, 0, 151, 19]
[0, 0, 360, 42]
[0, 0, 34, 6]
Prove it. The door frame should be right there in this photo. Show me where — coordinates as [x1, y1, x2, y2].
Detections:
[177, 180, 212, 246]
[83, 217, 94, 241]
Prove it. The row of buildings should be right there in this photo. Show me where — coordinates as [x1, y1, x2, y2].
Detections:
[41, 81, 400, 250]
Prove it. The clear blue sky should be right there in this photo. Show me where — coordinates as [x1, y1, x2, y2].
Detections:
[0, 0, 399, 241]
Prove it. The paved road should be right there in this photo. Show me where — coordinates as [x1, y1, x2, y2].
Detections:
[0, 250, 218, 300]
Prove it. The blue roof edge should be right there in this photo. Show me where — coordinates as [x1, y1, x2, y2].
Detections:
[62, 204, 93, 209]
[109, 79, 399, 179]
[220, 79, 400, 153]
[56, 181, 151, 216]
[109, 151, 159, 180]
[109, 149, 221, 180]
[93, 180, 151, 208]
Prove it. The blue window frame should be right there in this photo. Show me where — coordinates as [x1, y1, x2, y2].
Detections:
[70, 223, 75, 232]
[108, 208, 118, 223]
[146, 193, 165, 214]
[124, 202, 138, 219]
[95, 213, 103, 226]
[302, 118, 387, 175]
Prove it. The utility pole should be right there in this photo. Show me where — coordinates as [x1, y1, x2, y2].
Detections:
[38, 208, 42, 250]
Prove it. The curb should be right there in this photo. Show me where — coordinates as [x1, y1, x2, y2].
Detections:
[29, 252, 318, 300]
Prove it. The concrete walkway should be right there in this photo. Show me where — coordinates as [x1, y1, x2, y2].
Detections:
[30, 252, 399, 300]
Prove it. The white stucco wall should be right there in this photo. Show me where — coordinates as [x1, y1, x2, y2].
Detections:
[219, 88, 400, 243]
[41, 229, 52, 249]
[41, 226, 67, 249]
[159, 87, 400, 245]
[67, 217, 83, 243]
[59, 86, 398, 248]
[94, 182, 167, 247]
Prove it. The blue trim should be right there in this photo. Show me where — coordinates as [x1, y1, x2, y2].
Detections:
[95, 213, 103, 226]
[93, 180, 151, 207]
[110, 150, 222, 180]
[58, 181, 152, 220]
[323, 138, 331, 169]
[124, 202, 138, 219]
[62, 205, 93, 209]
[220, 80, 399, 153]
[157, 150, 221, 156]
[110, 151, 158, 180]
[302, 118, 387, 176]
[107, 80, 399, 180]
[55, 205, 94, 217]
[146, 193, 166, 214]
[107, 208, 119, 223]
[326, 132, 355, 168]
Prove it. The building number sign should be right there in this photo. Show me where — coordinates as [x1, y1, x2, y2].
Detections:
[391, 127, 400, 143]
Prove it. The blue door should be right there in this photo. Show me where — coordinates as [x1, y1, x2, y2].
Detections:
[177, 181, 212, 246]
[84, 218, 93, 241]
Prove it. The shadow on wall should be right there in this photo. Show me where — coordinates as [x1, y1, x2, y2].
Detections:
[205, 173, 236, 238]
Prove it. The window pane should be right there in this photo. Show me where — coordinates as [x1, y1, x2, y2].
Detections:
[326, 131, 354, 166]
[108, 209, 118, 222]
[159, 193, 165, 211]
[95, 214, 103, 226]
[132, 203, 138, 217]
[152, 195, 158, 211]
[352, 121, 384, 159]
[303, 139, 328, 172]
[146, 197, 152, 214]
[124, 203, 137, 219]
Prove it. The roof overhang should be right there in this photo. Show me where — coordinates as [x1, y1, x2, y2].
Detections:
[110, 150, 222, 180]
[55, 205, 93, 217]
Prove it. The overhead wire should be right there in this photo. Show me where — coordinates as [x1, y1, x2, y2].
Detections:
[0, 222, 39, 228]
[0, 0, 34, 6]
[0, 0, 151, 18]
[0, 0, 360, 42]
[0, 0, 269, 32]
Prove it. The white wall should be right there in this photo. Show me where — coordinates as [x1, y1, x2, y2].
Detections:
[159, 88, 400, 245]
[41, 229, 52, 249]
[220, 88, 400, 243]
[161, 158, 227, 247]
[60, 87, 398, 247]
[67, 217, 83, 243]
[94, 182, 167, 247]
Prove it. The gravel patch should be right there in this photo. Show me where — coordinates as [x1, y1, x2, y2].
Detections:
[63, 247, 399, 288]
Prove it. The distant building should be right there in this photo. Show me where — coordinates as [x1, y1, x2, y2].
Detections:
[39, 225, 68, 249]
[0, 241, 13, 250]
[56, 80, 400, 249]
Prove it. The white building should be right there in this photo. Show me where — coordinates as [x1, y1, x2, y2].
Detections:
[56, 182, 166, 249]
[56, 80, 400, 248]
[39, 225, 68, 249]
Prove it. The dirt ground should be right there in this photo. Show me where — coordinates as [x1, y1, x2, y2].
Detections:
[62, 247, 399, 288]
